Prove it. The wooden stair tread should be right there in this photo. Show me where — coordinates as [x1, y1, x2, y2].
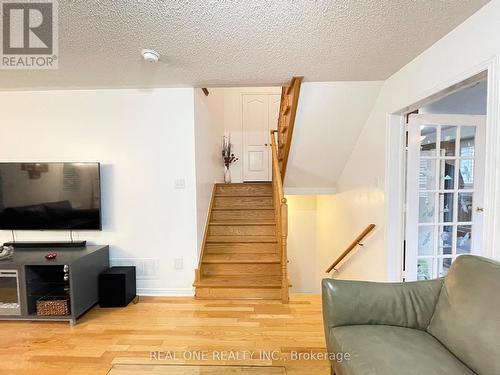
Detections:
[195, 275, 282, 288]
[215, 183, 272, 186]
[214, 194, 272, 197]
[203, 253, 280, 264]
[212, 207, 274, 211]
[213, 196, 273, 210]
[214, 184, 272, 196]
[209, 221, 275, 226]
[206, 235, 277, 243]
[205, 242, 278, 254]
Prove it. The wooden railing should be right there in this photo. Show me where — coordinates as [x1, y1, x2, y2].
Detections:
[271, 129, 289, 303]
[276, 76, 303, 180]
[325, 224, 376, 273]
[270, 76, 302, 302]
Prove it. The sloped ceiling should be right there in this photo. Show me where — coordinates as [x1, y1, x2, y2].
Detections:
[285, 82, 383, 191]
[0, 0, 490, 90]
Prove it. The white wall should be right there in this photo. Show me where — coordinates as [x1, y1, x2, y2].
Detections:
[287, 193, 383, 294]
[0, 88, 198, 296]
[334, 0, 500, 281]
[222, 87, 282, 183]
[286, 195, 318, 293]
[316, 192, 383, 282]
[285, 82, 382, 194]
[194, 88, 225, 254]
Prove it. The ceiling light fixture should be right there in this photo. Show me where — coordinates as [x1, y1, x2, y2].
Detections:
[141, 49, 160, 63]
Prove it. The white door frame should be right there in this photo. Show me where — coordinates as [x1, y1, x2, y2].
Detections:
[385, 57, 500, 281]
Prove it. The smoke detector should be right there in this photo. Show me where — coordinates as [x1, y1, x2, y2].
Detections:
[142, 49, 160, 63]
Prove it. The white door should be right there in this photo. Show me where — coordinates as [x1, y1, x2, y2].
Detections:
[242, 94, 280, 181]
[405, 114, 486, 281]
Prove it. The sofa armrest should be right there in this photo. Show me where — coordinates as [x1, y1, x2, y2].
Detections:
[322, 278, 443, 338]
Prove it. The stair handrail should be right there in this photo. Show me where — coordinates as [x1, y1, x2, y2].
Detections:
[325, 224, 376, 273]
[277, 76, 303, 180]
[271, 129, 289, 303]
[271, 130, 285, 203]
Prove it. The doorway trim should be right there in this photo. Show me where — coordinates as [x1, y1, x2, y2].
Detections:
[235, 88, 282, 183]
[385, 56, 500, 281]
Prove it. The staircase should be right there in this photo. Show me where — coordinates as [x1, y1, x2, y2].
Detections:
[194, 76, 302, 302]
[194, 183, 284, 300]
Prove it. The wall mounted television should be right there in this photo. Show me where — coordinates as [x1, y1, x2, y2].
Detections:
[0, 162, 101, 230]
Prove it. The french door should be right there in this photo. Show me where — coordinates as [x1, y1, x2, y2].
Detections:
[242, 94, 280, 181]
[405, 114, 486, 281]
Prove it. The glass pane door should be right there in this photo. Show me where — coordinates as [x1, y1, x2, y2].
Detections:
[406, 115, 485, 281]
[0, 270, 21, 315]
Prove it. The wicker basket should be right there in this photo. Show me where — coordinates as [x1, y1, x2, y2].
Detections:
[36, 296, 70, 316]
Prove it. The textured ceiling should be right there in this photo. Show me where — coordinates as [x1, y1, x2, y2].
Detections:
[0, 0, 490, 90]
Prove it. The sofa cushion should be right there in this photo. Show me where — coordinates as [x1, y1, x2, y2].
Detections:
[329, 325, 473, 375]
[322, 278, 443, 331]
[427, 255, 500, 375]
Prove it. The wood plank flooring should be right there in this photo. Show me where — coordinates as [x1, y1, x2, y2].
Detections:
[110, 364, 286, 374]
[0, 295, 329, 375]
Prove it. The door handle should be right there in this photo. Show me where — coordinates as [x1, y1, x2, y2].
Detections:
[264, 143, 268, 146]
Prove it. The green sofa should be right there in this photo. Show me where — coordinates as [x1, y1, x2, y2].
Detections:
[322, 255, 500, 375]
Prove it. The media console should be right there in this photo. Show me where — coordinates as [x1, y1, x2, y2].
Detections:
[0, 245, 109, 325]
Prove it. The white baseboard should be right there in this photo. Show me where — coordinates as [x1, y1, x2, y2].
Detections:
[284, 187, 337, 195]
[137, 287, 195, 297]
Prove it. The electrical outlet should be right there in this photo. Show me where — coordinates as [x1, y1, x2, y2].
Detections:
[111, 258, 159, 280]
[174, 258, 184, 270]
[174, 178, 186, 189]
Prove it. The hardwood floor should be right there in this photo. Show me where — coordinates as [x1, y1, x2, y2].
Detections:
[0, 295, 329, 375]
[110, 364, 286, 374]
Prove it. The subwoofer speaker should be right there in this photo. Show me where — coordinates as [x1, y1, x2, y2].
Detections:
[99, 266, 136, 307]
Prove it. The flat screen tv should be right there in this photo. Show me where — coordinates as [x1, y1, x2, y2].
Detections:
[0, 162, 101, 230]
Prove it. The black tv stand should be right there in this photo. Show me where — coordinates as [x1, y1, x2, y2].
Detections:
[0, 245, 109, 325]
[4, 241, 87, 249]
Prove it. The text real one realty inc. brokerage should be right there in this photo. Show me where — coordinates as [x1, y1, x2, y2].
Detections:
[150, 350, 351, 362]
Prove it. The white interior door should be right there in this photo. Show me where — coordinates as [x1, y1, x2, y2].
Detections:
[242, 94, 280, 181]
[405, 114, 486, 281]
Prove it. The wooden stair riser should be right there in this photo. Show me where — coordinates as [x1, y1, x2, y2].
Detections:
[203, 253, 280, 263]
[201, 263, 282, 276]
[208, 225, 276, 237]
[194, 275, 282, 288]
[211, 209, 274, 223]
[207, 235, 276, 243]
[195, 287, 281, 300]
[213, 196, 273, 209]
[215, 184, 272, 196]
[205, 242, 278, 254]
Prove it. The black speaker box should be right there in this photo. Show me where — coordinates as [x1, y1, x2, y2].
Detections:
[99, 266, 136, 307]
